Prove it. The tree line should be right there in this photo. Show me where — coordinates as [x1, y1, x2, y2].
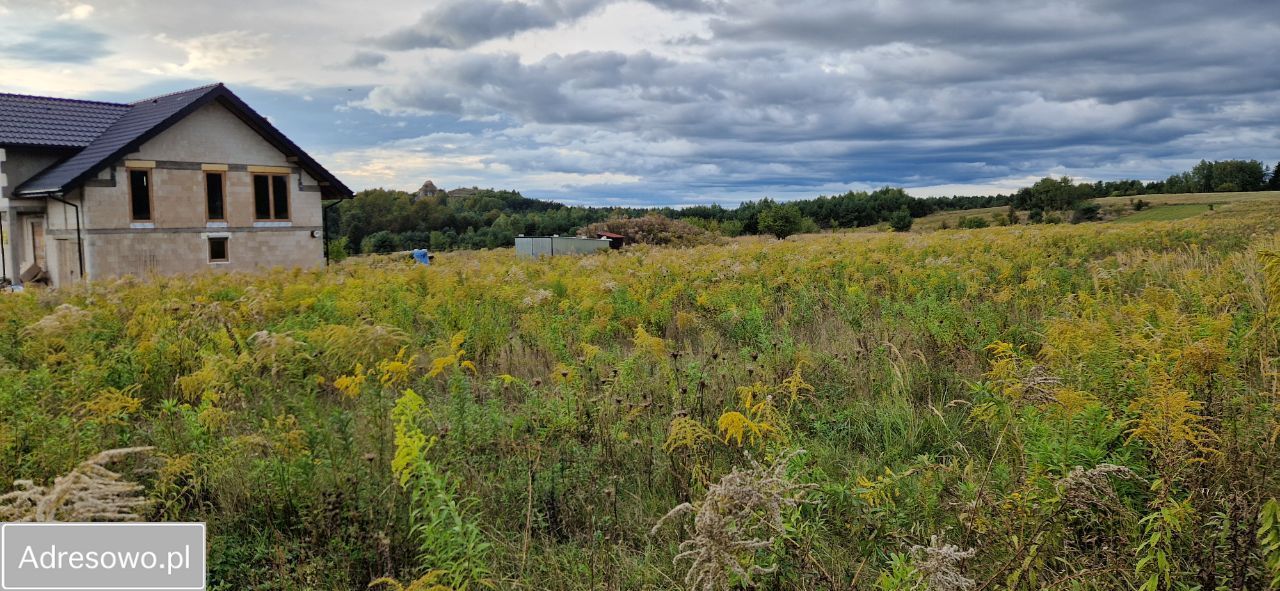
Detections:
[326, 159, 1280, 254]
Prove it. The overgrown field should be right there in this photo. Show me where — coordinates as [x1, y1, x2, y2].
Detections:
[3, 201, 1280, 590]
[1115, 204, 1212, 224]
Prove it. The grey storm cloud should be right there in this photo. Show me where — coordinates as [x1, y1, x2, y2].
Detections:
[361, 0, 1280, 199]
[374, 0, 719, 50]
[2, 24, 110, 64]
[376, 0, 607, 50]
[342, 50, 388, 69]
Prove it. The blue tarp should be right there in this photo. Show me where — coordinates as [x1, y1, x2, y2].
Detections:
[412, 249, 432, 266]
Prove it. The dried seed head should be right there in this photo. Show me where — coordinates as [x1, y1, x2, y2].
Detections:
[650, 449, 813, 590]
[909, 536, 977, 591]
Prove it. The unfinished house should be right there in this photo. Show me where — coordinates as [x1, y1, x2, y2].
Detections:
[0, 83, 353, 288]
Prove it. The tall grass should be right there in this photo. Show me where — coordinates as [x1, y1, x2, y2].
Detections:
[1, 201, 1278, 589]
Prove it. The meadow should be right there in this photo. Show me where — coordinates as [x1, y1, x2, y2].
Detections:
[2, 197, 1280, 590]
[906, 190, 1278, 231]
[1114, 204, 1212, 224]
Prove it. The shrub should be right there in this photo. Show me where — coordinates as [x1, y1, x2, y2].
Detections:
[581, 214, 720, 247]
[757, 204, 805, 240]
[361, 230, 402, 254]
[1070, 202, 1102, 224]
[428, 230, 454, 251]
[397, 231, 432, 250]
[1028, 208, 1044, 223]
[888, 208, 913, 232]
[719, 219, 745, 237]
[328, 236, 351, 262]
[1133, 199, 1150, 211]
[957, 216, 989, 229]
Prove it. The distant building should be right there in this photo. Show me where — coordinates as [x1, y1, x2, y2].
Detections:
[596, 231, 626, 249]
[0, 83, 352, 287]
[414, 180, 441, 201]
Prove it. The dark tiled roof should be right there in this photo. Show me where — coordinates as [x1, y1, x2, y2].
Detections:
[0, 93, 130, 148]
[9, 83, 353, 199]
[17, 84, 219, 194]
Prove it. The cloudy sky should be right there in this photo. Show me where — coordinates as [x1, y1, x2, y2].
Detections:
[2, 0, 1277, 206]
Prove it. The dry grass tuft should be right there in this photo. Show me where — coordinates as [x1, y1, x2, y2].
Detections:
[1056, 463, 1143, 516]
[21, 303, 93, 338]
[0, 447, 153, 522]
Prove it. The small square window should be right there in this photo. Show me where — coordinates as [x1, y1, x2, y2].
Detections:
[208, 237, 228, 262]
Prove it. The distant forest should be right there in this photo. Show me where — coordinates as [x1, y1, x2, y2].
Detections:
[326, 158, 1280, 254]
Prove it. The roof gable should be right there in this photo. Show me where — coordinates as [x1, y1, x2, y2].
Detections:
[13, 84, 353, 199]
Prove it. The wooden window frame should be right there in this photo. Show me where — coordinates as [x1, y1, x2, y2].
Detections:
[204, 171, 227, 221]
[127, 168, 154, 222]
[207, 236, 229, 263]
[252, 173, 291, 221]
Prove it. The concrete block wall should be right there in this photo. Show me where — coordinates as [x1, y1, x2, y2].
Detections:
[1, 150, 62, 200]
[133, 101, 297, 165]
[83, 167, 323, 229]
[88, 228, 322, 279]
